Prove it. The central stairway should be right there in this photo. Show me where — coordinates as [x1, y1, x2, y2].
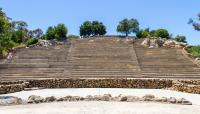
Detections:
[67, 38, 141, 78]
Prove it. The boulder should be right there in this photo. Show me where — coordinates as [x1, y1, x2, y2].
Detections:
[27, 95, 44, 104]
[44, 96, 56, 102]
[126, 96, 140, 102]
[56, 97, 64, 102]
[161, 97, 168, 102]
[101, 94, 112, 101]
[85, 95, 94, 101]
[141, 38, 150, 47]
[93, 95, 102, 101]
[0, 96, 22, 105]
[70, 96, 82, 101]
[119, 96, 128, 102]
[142, 94, 155, 101]
[180, 98, 192, 105]
[62, 96, 72, 101]
[168, 97, 176, 104]
[141, 38, 186, 49]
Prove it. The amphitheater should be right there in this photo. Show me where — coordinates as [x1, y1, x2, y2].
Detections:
[1, 37, 200, 80]
[0, 36, 200, 94]
[1, 37, 200, 114]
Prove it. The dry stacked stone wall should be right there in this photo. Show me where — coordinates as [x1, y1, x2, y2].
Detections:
[0, 79, 200, 94]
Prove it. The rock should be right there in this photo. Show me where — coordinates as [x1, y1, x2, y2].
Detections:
[93, 95, 102, 101]
[101, 94, 111, 101]
[195, 58, 200, 65]
[119, 96, 128, 102]
[154, 97, 163, 102]
[181, 98, 192, 105]
[56, 97, 64, 102]
[141, 38, 186, 49]
[143, 94, 155, 101]
[0, 96, 22, 105]
[70, 96, 82, 101]
[141, 38, 150, 47]
[126, 96, 140, 102]
[161, 97, 168, 102]
[62, 96, 72, 101]
[27, 95, 44, 104]
[85, 95, 93, 101]
[125, 38, 134, 44]
[168, 97, 176, 104]
[44, 96, 56, 102]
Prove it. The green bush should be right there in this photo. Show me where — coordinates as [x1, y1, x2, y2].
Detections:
[187, 46, 200, 58]
[26, 38, 38, 46]
[136, 30, 150, 38]
[174, 35, 187, 43]
[154, 29, 169, 39]
[46, 24, 68, 41]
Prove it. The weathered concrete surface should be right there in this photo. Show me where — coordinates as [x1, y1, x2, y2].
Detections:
[0, 102, 200, 114]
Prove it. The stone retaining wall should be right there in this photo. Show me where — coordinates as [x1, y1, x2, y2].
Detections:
[0, 79, 172, 94]
[0, 79, 200, 94]
[172, 80, 200, 94]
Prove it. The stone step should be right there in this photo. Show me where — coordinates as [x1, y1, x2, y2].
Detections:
[12, 59, 49, 63]
[0, 63, 50, 68]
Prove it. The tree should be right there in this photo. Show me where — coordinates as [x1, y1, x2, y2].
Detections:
[117, 18, 139, 37]
[154, 29, 169, 39]
[28, 28, 43, 38]
[80, 21, 93, 37]
[188, 13, 200, 31]
[174, 35, 187, 43]
[12, 21, 28, 31]
[54, 24, 68, 40]
[46, 26, 56, 40]
[46, 24, 68, 40]
[80, 21, 106, 37]
[92, 21, 106, 36]
[11, 30, 27, 43]
[0, 8, 13, 57]
[11, 21, 29, 42]
[136, 29, 150, 38]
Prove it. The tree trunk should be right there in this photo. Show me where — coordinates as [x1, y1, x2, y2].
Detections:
[126, 32, 128, 37]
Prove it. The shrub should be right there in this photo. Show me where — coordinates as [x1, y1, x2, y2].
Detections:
[154, 29, 169, 39]
[174, 35, 187, 43]
[187, 46, 200, 58]
[136, 30, 150, 38]
[26, 38, 38, 46]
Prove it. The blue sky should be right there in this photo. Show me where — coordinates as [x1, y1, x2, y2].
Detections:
[0, 0, 200, 45]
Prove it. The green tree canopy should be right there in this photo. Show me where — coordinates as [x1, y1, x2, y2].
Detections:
[136, 29, 150, 38]
[117, 18, 139, 37]
[46, 24, 68, 40]
[80, 21, 106, 37]
[0, 8, 13, 57]
[174, 35, 187, 43]
[154, 29, 169, 39]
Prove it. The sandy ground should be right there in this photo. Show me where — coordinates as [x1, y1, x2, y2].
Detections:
[0, 101, 200, 114]
[1, 88, 200, 114]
